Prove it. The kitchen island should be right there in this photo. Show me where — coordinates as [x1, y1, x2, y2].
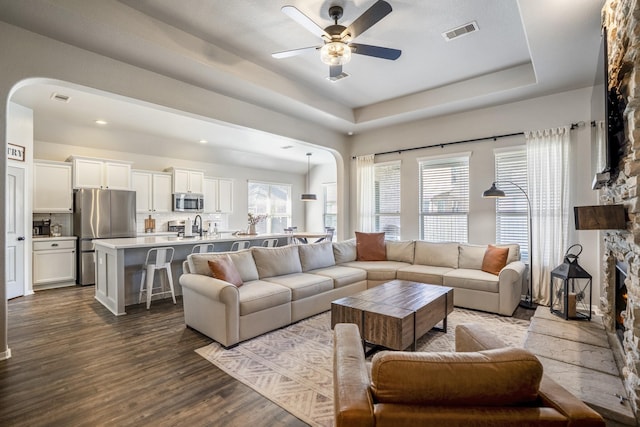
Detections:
[93, 233, 290, 315]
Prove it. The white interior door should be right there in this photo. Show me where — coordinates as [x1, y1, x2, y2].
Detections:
[7, 166, 25, 299]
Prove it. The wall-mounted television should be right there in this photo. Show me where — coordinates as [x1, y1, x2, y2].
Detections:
[591, 26, 626, 190]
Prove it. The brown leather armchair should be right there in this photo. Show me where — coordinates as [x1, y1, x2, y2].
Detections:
[333, 323, 605, 427]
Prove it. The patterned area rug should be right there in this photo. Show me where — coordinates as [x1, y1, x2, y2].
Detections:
[196, 309, 530, 427]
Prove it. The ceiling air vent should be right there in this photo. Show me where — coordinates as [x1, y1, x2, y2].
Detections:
[50, 92, 70, 103]
[442, 21, 479, 41]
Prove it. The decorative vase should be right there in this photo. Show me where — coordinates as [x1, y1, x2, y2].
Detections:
[248, 224, 257, 235]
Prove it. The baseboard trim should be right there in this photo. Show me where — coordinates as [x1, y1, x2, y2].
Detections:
[0, 347, 12, 360]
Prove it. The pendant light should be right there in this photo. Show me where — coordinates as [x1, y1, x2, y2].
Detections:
[301, 152, 317, 201]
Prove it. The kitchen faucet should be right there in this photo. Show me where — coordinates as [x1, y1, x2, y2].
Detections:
[194, 215, 203, 237]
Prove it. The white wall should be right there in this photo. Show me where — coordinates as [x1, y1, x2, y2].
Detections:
[305, 162, 338, 233]
[349, 87, 601, 303]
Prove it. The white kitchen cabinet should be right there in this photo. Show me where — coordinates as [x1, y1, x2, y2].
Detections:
[167, 167, 204, 194]
[33, 160, 73, 213]
[68, 156, 132, 190]
[132, 170, 172, 213]
[32, 237, 76, 287]
[152, 173, 173, 212]
[204, 177, 233, 213]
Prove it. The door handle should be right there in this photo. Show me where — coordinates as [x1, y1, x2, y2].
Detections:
[17, 236, 25, 241]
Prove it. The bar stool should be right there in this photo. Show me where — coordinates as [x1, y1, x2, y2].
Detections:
[191, 243, 215, 253]
[262, 238, 278, 247]
[138, 247, 176, 309]
[230, 240, 251, 251]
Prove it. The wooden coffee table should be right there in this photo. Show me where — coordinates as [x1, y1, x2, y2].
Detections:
[331, 280, 454, 352]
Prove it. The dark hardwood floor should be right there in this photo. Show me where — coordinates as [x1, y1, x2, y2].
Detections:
[0, 286, 308, 427]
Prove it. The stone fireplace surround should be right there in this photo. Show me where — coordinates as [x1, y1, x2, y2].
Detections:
[601, 0, 640, 419]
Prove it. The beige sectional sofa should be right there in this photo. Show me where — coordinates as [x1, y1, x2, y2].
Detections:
[179, 239, 525, 347]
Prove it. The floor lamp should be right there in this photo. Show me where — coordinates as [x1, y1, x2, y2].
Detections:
[483, 181, 536, 309]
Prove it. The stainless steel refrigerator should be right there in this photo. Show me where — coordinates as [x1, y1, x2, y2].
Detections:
[73, 188, 136, 285]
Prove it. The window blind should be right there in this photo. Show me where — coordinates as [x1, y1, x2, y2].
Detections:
[495, 148, 529, 262]
[374, 161, 401, 240]
[418, 154, 469, 243]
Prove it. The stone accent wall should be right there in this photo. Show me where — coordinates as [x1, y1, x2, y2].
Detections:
[602, 0, 640, 415]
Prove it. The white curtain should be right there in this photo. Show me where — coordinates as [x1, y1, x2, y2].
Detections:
[356, 154, 375, 232]
[526, 126, 572, 306]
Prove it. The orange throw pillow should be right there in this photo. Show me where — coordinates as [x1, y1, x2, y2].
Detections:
[355, 232, 386, 261]
[481, 245, 510, 275]
[208, 256, 243, 287]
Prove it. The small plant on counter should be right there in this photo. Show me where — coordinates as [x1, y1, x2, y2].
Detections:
[248, 213, 268, 225]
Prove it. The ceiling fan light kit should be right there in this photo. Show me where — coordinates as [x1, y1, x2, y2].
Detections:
[320, 42, 351, 66]
[274, 0, 401, 81]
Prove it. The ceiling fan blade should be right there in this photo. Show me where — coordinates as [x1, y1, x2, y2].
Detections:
[349, 43, 401, 60]
[282, 5, 330, 39]
[341, 0, 392, 40]
[272, 46, 320, 59]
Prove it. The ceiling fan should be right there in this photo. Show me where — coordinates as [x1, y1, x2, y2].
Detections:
[272, 0, 401, 81]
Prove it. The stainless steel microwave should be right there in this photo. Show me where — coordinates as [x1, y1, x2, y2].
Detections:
[172, 193, 204, 212]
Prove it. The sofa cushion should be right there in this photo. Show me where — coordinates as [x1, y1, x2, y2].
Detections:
[370, 347, 542, 406]
[414, 242, 459, 268]
[309, 265, 367, 289]
[298, 241, 336, 271]
[238, 280, 291, 316]
[458, 244, 487, 270]
[482, 245, 509, 275]
[340, 261, 410, 281]
[355, 232, 386, 261]
[252, 245, 302, 279]
[333, 239, 357, 264]
[264, 273, 333, 300]
[189, 250, 259, 282]
[496, 243, 520, 264]
[444, 268, 499, 293]
[396, 265, 454, 285]
[207, 256, 243, 287]
[386, 240, 415, 263]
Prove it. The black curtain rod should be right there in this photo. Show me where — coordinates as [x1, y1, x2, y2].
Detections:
[352, 122, 583, 159]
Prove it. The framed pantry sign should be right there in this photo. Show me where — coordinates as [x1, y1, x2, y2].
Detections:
[7, 143, 25, 162]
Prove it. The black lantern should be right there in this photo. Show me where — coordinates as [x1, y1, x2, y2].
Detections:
[550, 244, 592, 320]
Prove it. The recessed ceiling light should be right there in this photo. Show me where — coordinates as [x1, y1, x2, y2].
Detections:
[94, 119, 108, 125]
[50, 92, 70, 103]
[199, 139, 208, 144]
[348, 131, 354, 136]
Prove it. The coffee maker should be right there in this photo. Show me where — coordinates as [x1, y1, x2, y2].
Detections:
[33, 219, 51, 236]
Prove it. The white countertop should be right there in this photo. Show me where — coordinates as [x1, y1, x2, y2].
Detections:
[136, 231, 178, 237]
[32, 235, 77, 241]
[93, 233, 290, 249]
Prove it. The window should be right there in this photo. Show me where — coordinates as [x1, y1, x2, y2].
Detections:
[247, 181, 291, 233]
[418, 153, 470, 243]
[494, 148, 529, 262]
[323, 183, 337, 240]
[374, 161, 401, 240]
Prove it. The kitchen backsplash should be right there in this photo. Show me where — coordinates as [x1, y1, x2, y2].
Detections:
[135, 212, 230, 234]
[33, 211, 231, 236]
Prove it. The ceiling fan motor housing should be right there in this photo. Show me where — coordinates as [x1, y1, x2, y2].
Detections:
[325, 24, 348, 41]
